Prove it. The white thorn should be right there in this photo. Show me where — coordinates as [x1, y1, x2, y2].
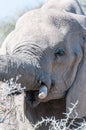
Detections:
[38, 85, 48, 99]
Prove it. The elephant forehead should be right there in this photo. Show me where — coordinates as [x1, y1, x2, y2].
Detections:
[6, 8, 81, 52]
[15, 13, 66, 44]
[16, 8, 80, 32]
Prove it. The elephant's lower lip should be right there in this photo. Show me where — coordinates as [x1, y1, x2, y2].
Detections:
[26, 90, 40, 107]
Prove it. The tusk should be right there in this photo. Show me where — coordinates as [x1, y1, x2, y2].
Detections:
[38, 85, 48, 99]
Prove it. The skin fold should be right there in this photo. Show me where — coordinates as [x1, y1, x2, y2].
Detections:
[0, 0, 86, 129]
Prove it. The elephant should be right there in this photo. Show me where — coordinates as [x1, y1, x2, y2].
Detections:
[0, 0, 86, 129]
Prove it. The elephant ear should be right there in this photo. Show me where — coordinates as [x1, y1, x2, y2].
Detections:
[71, 13, 86, 28]
[66, 14, 86, 118]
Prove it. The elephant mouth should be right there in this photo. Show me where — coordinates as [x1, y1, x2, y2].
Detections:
[26, 90, 40, 107]
[25, 88, 66, 108]
[26, 85, 48, 107]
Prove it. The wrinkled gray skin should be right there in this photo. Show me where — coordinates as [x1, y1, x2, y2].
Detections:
[0, 0, 86, 129]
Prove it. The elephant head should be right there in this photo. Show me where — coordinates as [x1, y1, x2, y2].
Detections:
[0, 7, 86, 118]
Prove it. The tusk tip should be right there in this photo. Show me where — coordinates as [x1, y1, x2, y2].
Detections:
[38, 85, 48, 100]
[38, 92, 47, 99]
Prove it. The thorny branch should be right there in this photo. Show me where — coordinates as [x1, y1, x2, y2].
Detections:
[0, 76, 26, 129]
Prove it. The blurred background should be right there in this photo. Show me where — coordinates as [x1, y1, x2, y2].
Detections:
[0, 0, 86, 46]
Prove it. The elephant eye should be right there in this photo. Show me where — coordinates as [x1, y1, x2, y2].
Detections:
[55, 48, 65, 58]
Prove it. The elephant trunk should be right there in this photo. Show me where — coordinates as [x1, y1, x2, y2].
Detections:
[0, 54, 36, 90]
[0, 54, 49, 107]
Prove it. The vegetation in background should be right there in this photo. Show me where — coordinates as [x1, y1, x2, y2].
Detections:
[0, 19, 15, 45]
[0, 9, 30, 45]
[0, 1, 43, 46]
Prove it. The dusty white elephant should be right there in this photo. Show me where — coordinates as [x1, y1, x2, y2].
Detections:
[0, 0, 86, 129]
